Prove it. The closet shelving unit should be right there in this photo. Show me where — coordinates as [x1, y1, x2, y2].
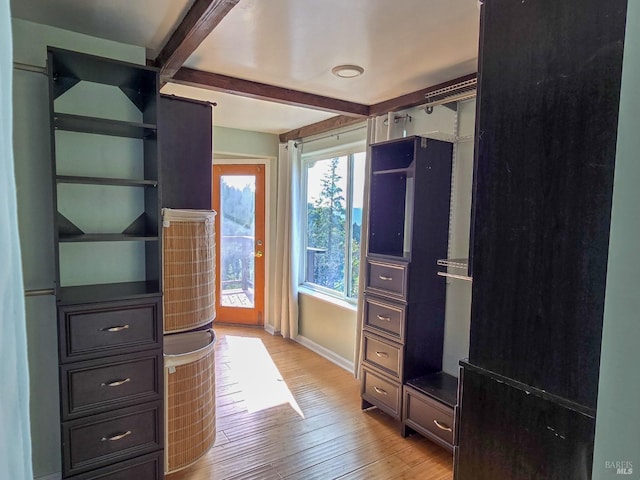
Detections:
[48, 47, 164, 479]
[360, 135, 458, 451]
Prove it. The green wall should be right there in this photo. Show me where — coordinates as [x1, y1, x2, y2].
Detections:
[12, 18, 146, 478]
[592, 2, 640, 477]
[214, 125, 279, 159]
[298, 292, 357, 366]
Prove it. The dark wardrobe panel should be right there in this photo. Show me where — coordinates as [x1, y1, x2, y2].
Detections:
[158, 96, 213, 209]
[456, 367, 595, 480]
[468, 0, 627, 409]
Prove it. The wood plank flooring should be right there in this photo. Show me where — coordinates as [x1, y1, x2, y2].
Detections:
[166, 325, 453, 480]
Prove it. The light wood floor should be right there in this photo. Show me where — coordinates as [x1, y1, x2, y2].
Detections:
[166, 325, 453, 480]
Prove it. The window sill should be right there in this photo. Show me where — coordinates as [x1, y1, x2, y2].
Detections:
[298, 285, 357, 312]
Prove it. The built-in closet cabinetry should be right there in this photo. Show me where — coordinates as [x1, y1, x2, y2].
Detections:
[158, 94, 216, 474]
[360, 135, 457, 449]
[158, 95, 213, 211]
[455, 0, 628, 478]
[48, 47, 164, 479]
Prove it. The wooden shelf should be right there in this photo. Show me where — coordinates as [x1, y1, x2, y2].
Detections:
[58, 233, 158, 243]
[58, 281, 161, 305]
[54, 113, 156, 138]
[406, 371, 458, 409]
[49, 47, 157, 87]
[56, 175, 157, 187]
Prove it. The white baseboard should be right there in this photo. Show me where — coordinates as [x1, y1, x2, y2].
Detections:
[294, 335, 354, 373]
[35, 473, 61, 480]
[264, 323, 276, 335]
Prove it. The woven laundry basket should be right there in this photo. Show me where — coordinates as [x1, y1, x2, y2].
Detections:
[164, 329, 216, 474]
[162, 208, 216, 333]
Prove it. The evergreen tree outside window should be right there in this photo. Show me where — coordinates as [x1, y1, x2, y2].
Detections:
[303, 151, 365, 300]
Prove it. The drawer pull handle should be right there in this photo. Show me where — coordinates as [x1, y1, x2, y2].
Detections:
[101, 325, 130, 332]
[373, 386, 388, 395]
[433, 420, 452, 432]
[378, 275, 393, 281]
[101, 378, 131, 387]
[375, 351, 389, 358]
[101, 430, 132, 442]
[376, 314, 391, 322]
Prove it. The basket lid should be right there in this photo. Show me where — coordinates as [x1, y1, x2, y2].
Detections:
[164, 329, 216, 366]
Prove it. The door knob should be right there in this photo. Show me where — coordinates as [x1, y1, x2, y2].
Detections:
[255, 250, 263, 258]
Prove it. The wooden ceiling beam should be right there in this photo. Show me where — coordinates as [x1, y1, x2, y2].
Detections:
[279, 115, 365, 143]
[369, 73, 477, 116]
[169, 67, 370, 117]
[155, 0, 239, 79]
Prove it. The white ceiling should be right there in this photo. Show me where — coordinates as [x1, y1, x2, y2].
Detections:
[10, 0, 480, 134]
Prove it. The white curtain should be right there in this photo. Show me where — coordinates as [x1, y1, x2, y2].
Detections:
[272, 141, 301, 338]
[353, 118, 375, 377]
[0, 1, 34, 477]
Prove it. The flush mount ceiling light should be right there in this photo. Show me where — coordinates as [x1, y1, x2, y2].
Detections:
[331, 64, 364, 78]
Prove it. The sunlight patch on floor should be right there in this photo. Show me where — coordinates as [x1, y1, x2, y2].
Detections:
[226, 335, 304, 417]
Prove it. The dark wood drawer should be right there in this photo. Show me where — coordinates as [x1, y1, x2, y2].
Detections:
[63, 401, 163, 477]
[364, 296, 405, 341]
[61, 350, 162, 420]
[70, 451, 163, 480]
[363, 332, 402, 379]
[403, 385, 454, 450]
[59, 297, 161, 363]
[361, 367, 401, 419]
[366, 259, 408, 300]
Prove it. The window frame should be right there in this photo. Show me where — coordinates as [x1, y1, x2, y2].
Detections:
[300, 142, 366, 302]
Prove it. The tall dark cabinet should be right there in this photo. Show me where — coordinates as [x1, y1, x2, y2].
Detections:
[360, 136, 455, 448]
[48, 47, 164, 479]
[456, 1, 628, 478]
[158, 95, 213, 210]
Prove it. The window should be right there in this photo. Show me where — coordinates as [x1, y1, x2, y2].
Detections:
[303, 151, 366, 299]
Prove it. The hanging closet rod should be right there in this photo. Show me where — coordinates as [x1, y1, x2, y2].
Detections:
[13, 62, 48, 75]
[293, 124, 367, 148]
[24, 288, 55, 297]
[161, 93, 218, 108]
